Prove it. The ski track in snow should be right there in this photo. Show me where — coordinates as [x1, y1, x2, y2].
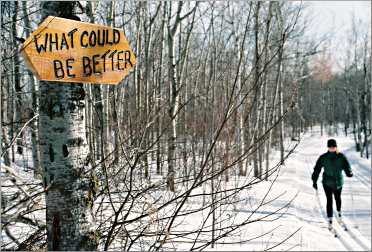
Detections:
[284, 129, 371, 251]
[187, 128, 370, 251]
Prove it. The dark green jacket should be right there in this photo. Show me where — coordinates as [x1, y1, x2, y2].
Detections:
[312, 151, 353, 190]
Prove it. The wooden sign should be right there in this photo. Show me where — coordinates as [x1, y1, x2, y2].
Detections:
[21, 16, 136, 85]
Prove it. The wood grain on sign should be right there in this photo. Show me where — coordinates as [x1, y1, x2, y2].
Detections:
[21, 16, 136, 85]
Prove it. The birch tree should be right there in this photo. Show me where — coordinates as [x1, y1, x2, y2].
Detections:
[38, 2, 98, 250]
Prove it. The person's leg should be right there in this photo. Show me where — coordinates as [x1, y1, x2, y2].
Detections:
[323, 184, 333, 219]
[334, 187, 342, 215]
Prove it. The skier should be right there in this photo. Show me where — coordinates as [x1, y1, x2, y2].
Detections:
[311, 139, 353, 231]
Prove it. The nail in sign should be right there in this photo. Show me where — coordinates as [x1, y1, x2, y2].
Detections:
[22, 16, 136, 85]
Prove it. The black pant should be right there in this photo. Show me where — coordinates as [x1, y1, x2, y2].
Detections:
[323, 184, 342, 218]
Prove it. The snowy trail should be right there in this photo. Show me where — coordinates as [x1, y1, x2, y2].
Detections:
[207, 130, 370, 251]
[2, 129, 370, 251]
[302, 155, 358, 251]
[303, 155, 368, 251]
[281, 130, 371, 251]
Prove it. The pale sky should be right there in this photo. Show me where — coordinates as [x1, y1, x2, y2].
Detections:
[304, 1, 371, 71]
[307, 1, 370, 36]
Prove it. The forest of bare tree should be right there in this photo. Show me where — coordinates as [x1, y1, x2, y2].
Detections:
[1, 1, 370, 251]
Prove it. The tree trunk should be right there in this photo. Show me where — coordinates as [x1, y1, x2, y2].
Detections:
[274, 2, 285, 164]
[166, 2, 183, 192]
[156, 3, 166, 175]
[22, 1, 41, 177]
[39, 2, 99, 250]
[253, 2, 261, 178]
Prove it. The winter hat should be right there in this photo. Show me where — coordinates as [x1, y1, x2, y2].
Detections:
[327, 139, 337, 148]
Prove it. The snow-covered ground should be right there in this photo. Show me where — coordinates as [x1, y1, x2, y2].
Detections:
[282, 129, 371, 251]
[2, 128, 370, 251]
[209, 129, 371, 251]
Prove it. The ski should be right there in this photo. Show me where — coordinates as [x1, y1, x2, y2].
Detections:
[336, 218, 348, 231]
[328, 226, 338, 238]
[328, 221, 339, 238]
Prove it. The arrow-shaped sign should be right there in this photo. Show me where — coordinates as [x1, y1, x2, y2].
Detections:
[22, 16, 136, 85]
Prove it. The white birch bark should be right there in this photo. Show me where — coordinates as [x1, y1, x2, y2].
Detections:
[39, 2, 99, 250]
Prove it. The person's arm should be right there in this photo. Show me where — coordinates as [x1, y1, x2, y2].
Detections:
[342, 154, 353, 177]
[311, 156, 323, 189]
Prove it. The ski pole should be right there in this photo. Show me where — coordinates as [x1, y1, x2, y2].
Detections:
[350, 178, 358, 228]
